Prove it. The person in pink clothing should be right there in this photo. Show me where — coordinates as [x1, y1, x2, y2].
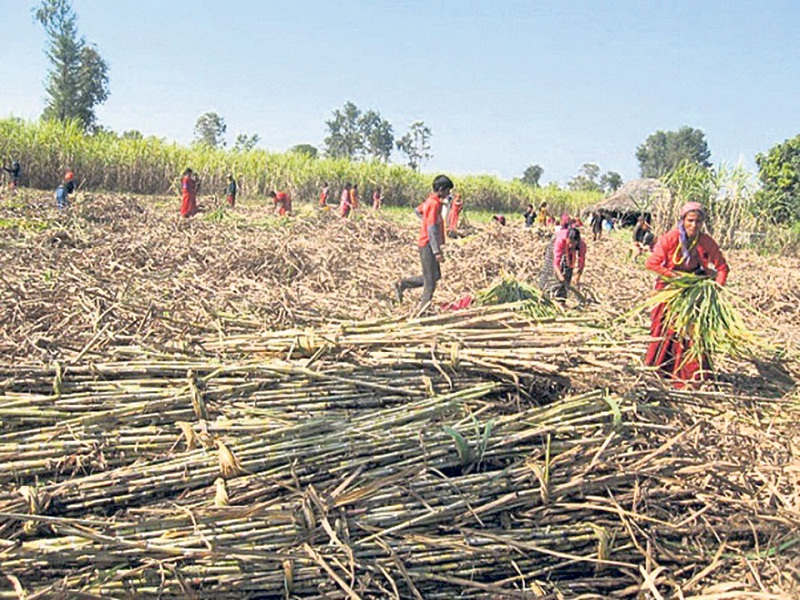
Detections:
[552, 227, 586, 300]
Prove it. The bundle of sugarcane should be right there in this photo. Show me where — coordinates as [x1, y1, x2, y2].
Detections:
[639, 273, 762, 366]
[476, 273, 562, 319]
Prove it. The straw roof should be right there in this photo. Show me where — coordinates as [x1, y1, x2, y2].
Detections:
[590, 178, 670, 214]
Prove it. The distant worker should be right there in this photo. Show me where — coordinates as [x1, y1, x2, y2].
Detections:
[537, 202, 548, 226]
[180, 168, 198, 218]
[350, 183, 360, 211]
[269, 190, 291, 216]
[591, 211, 603, 241]
[631, 216, 655, 259]
[447, 192, 464, 237]
[372, 187, 383, 210]
[55, 170, 76, 211]
[3, 160, 21, 190]
[492, 214, 507, 226]
[394, 174, 454, 313]
[523, 204, 535, 228]
[319, 182, 330, 208]
[340, 183, 352, 218]
[226, 174, 237, 207]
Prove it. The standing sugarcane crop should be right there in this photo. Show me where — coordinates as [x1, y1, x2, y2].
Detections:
[644, 201, 729, 388]
[394, 174, 454, 313]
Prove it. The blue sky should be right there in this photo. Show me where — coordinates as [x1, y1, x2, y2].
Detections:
[2, 0, 798, 185]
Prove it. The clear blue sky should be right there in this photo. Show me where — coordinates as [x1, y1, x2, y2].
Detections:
[2, 0, 798, 185]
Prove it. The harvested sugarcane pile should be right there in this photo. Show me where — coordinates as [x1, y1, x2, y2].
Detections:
[0, 192, 798, 597]
[0, 355, 797, 597]
[476, 273, 562, 319]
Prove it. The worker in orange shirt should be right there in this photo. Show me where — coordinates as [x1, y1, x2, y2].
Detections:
[394, 175, 454, 312]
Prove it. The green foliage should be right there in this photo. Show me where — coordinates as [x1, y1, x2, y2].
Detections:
[289, 144, 318, 159]
[233, 133, 260, 152]
[600, 171, 623, 193]
[520, 164, 543, 187]
[659, 161, 758, 248]
[754, 133, 800, 225]
[0, 117, 600, 214]
[323, 102, 393, 161]
[396, 121, 432, 172]
[194, 112, 227, 148]
[34, 0, 110, 132]
[636, 126, 711, 178]
[568, 163, 602, 192]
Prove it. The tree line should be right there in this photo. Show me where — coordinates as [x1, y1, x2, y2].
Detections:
[26, 0, 800, 225]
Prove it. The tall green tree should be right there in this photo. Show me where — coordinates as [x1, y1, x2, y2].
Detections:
[34, 0, 110, 131]
[396, 121, 432, 172]
[600, 171, 623, 192]
[323, 102, 394, 161]
[193, 112, 227, 148]
[755, 133, 800, 224]
[290, 144, 318, 159]
[233, 133, 260, 152]
[324, 102, 364, 159]
[360, 110, 394, 162]
[636, 126, 711, 178]
[521, 164, 544, 187]
[568, 163, 602, 192]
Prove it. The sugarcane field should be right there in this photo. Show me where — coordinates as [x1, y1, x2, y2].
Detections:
[0, 183, 798, 600]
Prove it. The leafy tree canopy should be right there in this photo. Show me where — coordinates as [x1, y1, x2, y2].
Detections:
[755, 133, 800, 224]
[636, 126, 711, 178]
[396, 121, 432, 172]
[233, 133, 260, 152]
[193, 112, 227, 148]
[568, 163, 602, 192]
[521, 164, 543, 187]
[34, 0, 109, 132]
[289, 144, 318, 159]
[323, 102, 394, 161]
[600, 171, 623, 193]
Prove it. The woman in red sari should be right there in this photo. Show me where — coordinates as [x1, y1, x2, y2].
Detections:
[447, 193, 463, 237]
[644, 201, 729, 387]
[180, 168, 198, 218]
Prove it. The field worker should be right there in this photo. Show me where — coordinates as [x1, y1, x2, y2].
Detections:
[269, 190, 292, 216]
[590, 211, 603, 241]
[523, 204, 535, 228]
[226, 174, 237, 207]
[55, 170, 76, 211]
[644, 201, 729, 387]
[372, 187, 383, 210]
[319, 182, 330, 208]
[340, 183, 352, 218]
[630, 216, 655, 259]
[394, 174, 454, 312]
[180, 168, 198, 218]
[537, 202, 548, 226]
[447, 193, 464, 236]
[350, 183, 360, 211]
[3, 160, 21, 190]
[551, 227, 586, 300]
[493, 214, 507, 226]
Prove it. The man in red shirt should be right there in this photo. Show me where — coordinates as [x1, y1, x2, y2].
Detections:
[394, 175, 454, 312]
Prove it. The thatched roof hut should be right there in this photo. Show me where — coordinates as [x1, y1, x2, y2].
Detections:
[588, 179, 671, 224]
